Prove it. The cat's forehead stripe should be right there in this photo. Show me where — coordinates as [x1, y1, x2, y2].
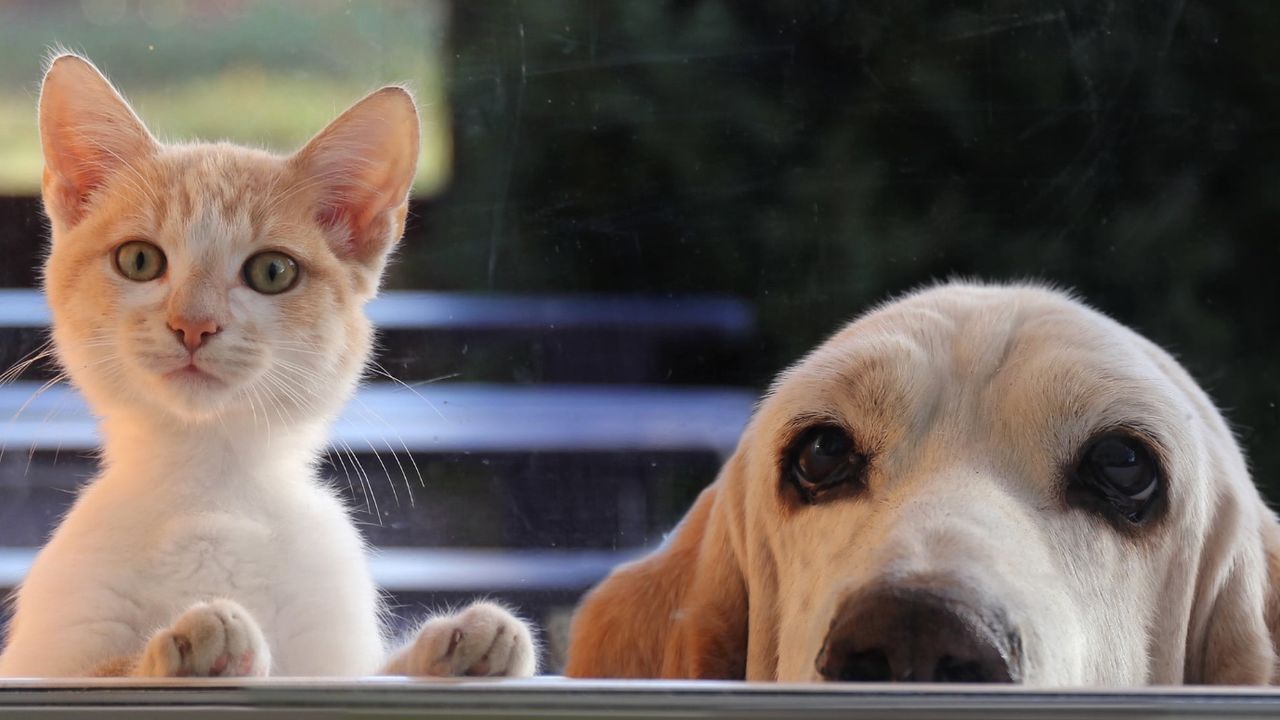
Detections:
[146, 147, 290, 253]
[159, 145, 286, 223]
[184, 203, 250, 263]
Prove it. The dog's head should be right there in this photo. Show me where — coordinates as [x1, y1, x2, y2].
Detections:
[566, 282, 1280, 685]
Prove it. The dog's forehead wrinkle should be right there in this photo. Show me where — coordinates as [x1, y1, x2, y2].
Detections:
[785, 291, 1107, 460]
[937, 296, 1027, 385]
[764, 333, 926, 459]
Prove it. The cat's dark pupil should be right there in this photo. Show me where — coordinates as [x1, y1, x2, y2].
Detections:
[267, 261, 280, 281]
[133, 251, 146, 271]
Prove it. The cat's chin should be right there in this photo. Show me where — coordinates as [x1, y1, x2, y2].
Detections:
[163, 365, 225, 386]
[144, 365, 244, 422]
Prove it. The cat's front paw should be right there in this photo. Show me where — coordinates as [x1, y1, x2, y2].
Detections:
[135, 599, 270, 678]
[395, 601, 537, 677]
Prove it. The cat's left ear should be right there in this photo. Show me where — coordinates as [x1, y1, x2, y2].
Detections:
[289, 86, 420, 278]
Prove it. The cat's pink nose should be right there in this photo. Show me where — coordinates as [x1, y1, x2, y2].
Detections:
[168, 315, 220, 352]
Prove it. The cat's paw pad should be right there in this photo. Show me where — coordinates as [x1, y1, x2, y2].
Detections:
[136, 599, 270, 677]
[407, 601, 536, 677]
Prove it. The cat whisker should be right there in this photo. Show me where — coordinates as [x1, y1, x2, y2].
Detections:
[343, 405, 414, 509]
[272, 339, 330, 353]
[274, 347, 330, 359]
[274, 351, 435, 505]
[266, 358, 324, 389]
[0, 371, 68, 465]
[335, 436, 381, 523]
[405, 372, 461, 388]
[255, 371, 297, 433]
[28, 383, 77, 476]
[7, 372, 68, 423]
[360, 434, 401, 510]
[263, 361, 376, 517]
[268, 364, 405, 512]
[84, 353, 123, 369]
[351, 398, 423, 496]
[242, 383, 270, 446]
[258, 368, 315, 420]
[24, 438, 38, 477]
[331, 437, 372, 515]
[268, 360, 418, 508]
[0, 340, 56, 386]
[365, 361, 447, 421]
[325, 444, 359, 507]
[260, 362, 397, 515]
[255, 383, 286, 446]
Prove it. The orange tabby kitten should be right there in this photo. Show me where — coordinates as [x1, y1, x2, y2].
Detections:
[0, 54, 536, 678]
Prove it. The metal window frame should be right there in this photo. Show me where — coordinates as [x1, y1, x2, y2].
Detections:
[0, 678, 1279, 718]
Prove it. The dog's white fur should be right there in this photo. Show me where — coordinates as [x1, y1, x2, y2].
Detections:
[567, 282, 1280, 685]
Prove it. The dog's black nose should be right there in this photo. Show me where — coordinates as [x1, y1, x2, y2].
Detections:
[816, 585, 1020, 683]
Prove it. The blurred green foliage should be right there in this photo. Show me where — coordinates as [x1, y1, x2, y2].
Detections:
[407, 1, 1280, 496]
[0, 0, 450, 193]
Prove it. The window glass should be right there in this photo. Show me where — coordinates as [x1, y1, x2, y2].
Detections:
[0, 0, 1277, 694]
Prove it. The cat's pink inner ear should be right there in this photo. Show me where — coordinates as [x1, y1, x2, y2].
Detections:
[38, 54, 155, 230]
[290, 87, 420, 266]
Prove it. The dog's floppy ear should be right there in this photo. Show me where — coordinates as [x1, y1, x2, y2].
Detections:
[1187, 492, 1280, 684]
[565, 462, 748, 679]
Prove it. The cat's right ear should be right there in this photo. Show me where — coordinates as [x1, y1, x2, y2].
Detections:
[38, 54, 157, 232]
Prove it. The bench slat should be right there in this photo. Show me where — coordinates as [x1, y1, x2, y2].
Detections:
[0, 382, 754, 456]
[0, 288, 754, 334]
[0, 546, 640, 593]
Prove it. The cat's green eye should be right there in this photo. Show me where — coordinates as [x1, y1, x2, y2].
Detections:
[113, 240, 167, 282]
[243, 251, 300, 295]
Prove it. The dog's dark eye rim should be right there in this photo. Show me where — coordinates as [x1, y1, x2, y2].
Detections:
[781, 422, 869, 503]
[1068, 429, 1165, 526]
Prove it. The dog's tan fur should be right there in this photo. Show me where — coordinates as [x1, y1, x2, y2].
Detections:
[567, 282, 1280, 685]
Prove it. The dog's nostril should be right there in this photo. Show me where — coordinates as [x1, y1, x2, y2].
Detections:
[836, 649, 892, 682]
[934, 655, 987, 683]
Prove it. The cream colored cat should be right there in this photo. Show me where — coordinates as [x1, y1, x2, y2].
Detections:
[0, 54, 536, 678]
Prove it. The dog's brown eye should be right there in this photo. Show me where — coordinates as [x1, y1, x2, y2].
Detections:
[1072, 434, 1160, 524]
[787, 424, 866, 503]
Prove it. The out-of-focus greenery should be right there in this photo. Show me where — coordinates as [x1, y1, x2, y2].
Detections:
[416, 1, 1280, 497]
[0, 0, 450, 194]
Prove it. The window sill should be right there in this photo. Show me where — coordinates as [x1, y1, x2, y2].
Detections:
[0, 677, 1276, 718]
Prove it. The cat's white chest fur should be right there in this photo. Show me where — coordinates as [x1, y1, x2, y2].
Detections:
[0, 450, 385, 677]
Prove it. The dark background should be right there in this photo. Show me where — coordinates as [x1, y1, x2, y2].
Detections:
[409, 0, 1277, 495]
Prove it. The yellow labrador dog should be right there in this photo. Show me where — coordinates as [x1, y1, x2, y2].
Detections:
[566, 282, 1280, 685]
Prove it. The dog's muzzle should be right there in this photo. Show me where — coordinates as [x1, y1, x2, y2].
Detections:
[816, 583, 1023, 683]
